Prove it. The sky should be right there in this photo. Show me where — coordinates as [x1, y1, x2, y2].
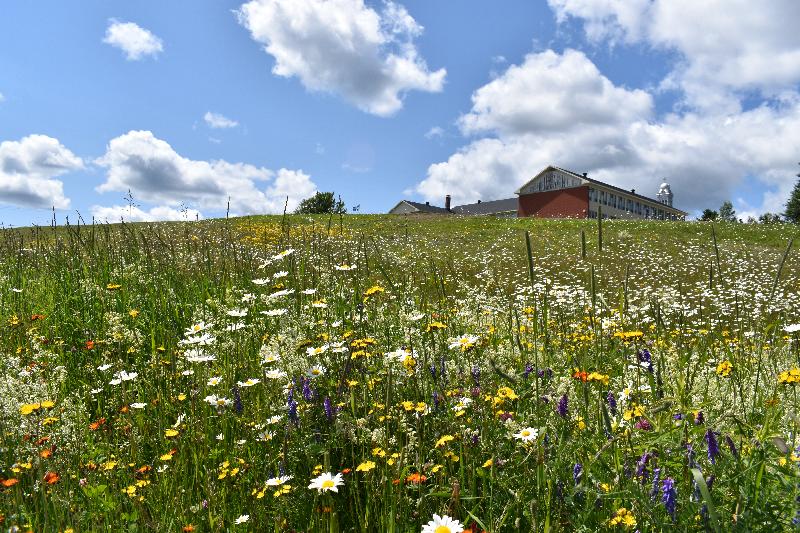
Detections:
[1, 0, 799, 226]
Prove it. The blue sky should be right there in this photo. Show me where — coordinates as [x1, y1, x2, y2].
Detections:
[1, 0, 798, 226]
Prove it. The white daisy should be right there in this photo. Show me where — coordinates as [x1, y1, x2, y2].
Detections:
[130, 402, 147, 409]
[307, 365, 326, 378]
[264, 369, 288, 380]
[234, 514, 249, 525]
[261, 308, 288, 316]
[308, 472, 344, 492]
[207, 376, 222, 386]
[513, 427, 539, 442]
[227, 308, 248, 317]
[273, 270, 289, 279]
[238, 378, 261, 387]
[421, 514, 464, 533]
[266, 475, 292, 486]
[301, 288, 317, 295]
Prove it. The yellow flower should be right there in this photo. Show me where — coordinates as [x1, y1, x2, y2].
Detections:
[482, 458, 493, 468]
[164, 429, 180, 438]
[363, 285, 385, 297]
[435, 434, 455, 448]
[356, 461, 376, 472]
[129, 309, 140, 318]
[425, 321, 447, 332]
[716, 360, 733, 377]
[106, 283, 122, 290]
[160, 453, 174, 461]
[19, 403, 41, 416]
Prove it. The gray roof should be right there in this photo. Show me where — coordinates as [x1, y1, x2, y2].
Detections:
[392, 200, 451, 214]
[451, 197, 518, 215]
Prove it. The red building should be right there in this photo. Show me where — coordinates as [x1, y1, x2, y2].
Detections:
[516, 166, 686, 220]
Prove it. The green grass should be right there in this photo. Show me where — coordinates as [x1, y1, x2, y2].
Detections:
[0, 214, 799, 532]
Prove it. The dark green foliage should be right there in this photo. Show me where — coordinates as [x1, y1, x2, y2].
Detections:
[718, 201, 737, 222]
[785, 177, 800, 224]
[294, 191, 347, 214]
[699, 209, 718, 221]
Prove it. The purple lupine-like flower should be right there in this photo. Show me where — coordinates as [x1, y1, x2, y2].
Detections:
[705, 429, 720, 464]
[725, 435, 739, 458]
[662, 477, 677, 519]
[673, 413, 684, 421]
[650, 467, 661, 500]
[432, 391, 440, 410]
[557, 394, 569, 418]
[302, 378, 314, 401]
[471, 366, 480, 386]
[323, 396, 332, 421]
[471, 433, 479, 446]
[636, 452, 652, 480]
[686, 443, 697, 469]
[287, 388, 298, 425]
[523, 363, 533, 379]
[607, 391, 617, 415]
[573, 463, 583, 485]
[232, 385, 243, 414]
[429, 364, 437, 380]
[694, 410, 705, 425]
[638, 349, 653, 373]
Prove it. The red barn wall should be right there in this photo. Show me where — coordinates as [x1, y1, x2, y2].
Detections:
[518, 186, 589, 218]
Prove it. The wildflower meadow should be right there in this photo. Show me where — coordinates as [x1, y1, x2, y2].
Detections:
[1, 214, 799, 532]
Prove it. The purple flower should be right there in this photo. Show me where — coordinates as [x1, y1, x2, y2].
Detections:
[557, 394, 569, 418]
[471, 366, 480, 386]
[323, 396, 333, 421]
[573, 463, 583, 485]
[705, 429, 720, 464]
[606, 391, 617, 415]
[650, 467, 661, 500]
[429, 364, 437, 380]
[635, 418, 652, 431]
[523, 363, 533, 379]
[432, 391, 440, 410]
[232, 385, 243, 414]
[302, 378, 314, 401]
[636, 452, 652, 480]
[694, 411, 704, 425]
[725, 435, 739, 458]
[673, 413, 684, 421]
[638, 349, 653, 373]
[662, 477, 677, 519]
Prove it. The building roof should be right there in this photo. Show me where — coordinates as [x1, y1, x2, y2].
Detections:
[451, 197, 518, 215]
[389, 200, 451, 214]
[517, 165, 688, 216]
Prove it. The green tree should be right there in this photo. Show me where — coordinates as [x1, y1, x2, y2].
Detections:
[294, 192, 347, 215]
[699, 209, 718, 221]
[758, 212, 783, 224]
[785, 165, 800, 223]
[718, 201, 737, 222]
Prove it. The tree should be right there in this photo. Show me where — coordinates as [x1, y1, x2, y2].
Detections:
[699, 209, 718, 221]
[785, 164, 800, 223]
[718, 201, 737, 222]
[294, 192, 346, 215]
[758, 212, 783, 224]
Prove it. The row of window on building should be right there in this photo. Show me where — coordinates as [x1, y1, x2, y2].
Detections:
[588, 188, 678, 220]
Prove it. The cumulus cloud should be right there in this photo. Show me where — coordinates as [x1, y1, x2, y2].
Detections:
[0, 92, 4, 102]
[103, 19, 164, 61]
[236, 0, 446, 116]
[95, 130, 317, 215]
[548, 0, 800, 111]
[204, 112, 239, 129]
[414, 49, 800, 215]
[91, 204, 203, 223]
[0, 134, 82, 209]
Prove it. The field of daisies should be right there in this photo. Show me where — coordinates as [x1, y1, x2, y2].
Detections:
[1, 214, 799, 532]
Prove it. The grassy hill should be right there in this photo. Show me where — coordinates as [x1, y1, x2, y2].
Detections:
[1, 215, 799, 531]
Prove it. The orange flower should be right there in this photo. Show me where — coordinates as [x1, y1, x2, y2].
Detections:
[405, 473, 427, 484]
[136, 465, 152, 476]
[119, 405, 130, 414]
[85, 340, 96, 350]
[572, 369, 588, 382]
[43, 471, 60, 484]
[40, 449, 53, 459]
[34, 436, 50, 446]
[182, 526, 196, 532]
[1, 478, 19, 488]
[30, 314, 45, 321]
[89, 418, 106, 430]
[340, 468, 352, 475]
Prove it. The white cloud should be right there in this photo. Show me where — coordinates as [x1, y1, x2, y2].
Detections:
[424, 126, 444, 139]
[547, 0, 800, 111]
[459, 49, 652, 136]
[91, 204, 203, 223]
[236, 0, 446, 116]
[95, 130, 317, 215]
[0, 134, 82, 209]
[0, 92, 4, 102]
[414, 49, 800, 215]
[103, 19, 164, 61]
[204, 112, 239, 129]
